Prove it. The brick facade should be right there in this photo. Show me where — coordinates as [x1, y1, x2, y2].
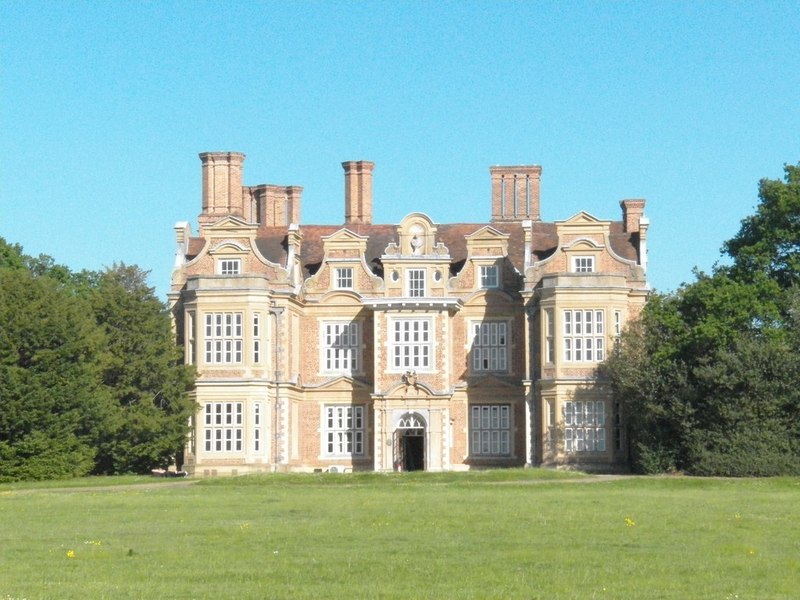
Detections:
[169, 153, 649, 475]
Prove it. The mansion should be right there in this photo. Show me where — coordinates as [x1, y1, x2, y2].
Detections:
[169, 152, 649, 475]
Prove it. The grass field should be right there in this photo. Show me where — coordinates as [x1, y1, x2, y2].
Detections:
[1, 470, 798, 599]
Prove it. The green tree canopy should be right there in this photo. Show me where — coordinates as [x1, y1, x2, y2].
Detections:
[724, 163, 800, 288]
[90, 264, 195, 474]
[0, 238, 195, 481]
[0, 269, 112, 481]
[602, 161, 800, 476]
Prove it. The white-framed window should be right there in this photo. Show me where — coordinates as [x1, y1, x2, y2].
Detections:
[480, 265, 499, 288]
[218, 259, 241, 275]
[572, 256, 595, 273]
[204, 312, 243, 364]
[253, 402, 263, 453]
[253, 313, 261, 364]
[324, 405, 365, 456]
[335, 267, 354, 290]
[407, 268, 426, 297]
[204, 402, 243, 452]
[471, 321, 508, 372]
[470, 405, 511, 456]
[613, 399, 623, 452]
[322, 321, 360, 373]
[187, 311, 196, 365]
[391, 318, 432, 370]
[545, 309, 555, 364]
[613, 310, 623, 354]
[546, 399, 556, 453]
[563, 309, 605, 363]
[564, 400, 606, 452]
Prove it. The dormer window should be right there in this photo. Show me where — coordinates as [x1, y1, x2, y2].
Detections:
[218, 259, 241, 275]
[407, 269, 426, 297]
[480, 265, 499, 288]
[335, 267, 353, 290]
[572, 256, 595, 273]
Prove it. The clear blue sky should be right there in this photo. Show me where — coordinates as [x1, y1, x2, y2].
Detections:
[2, 1, 798, 298]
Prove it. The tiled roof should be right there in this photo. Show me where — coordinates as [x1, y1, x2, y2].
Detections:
[186, 238, 206, 260]
[608, 222, 639, 263]
[185, 219, 638, 274]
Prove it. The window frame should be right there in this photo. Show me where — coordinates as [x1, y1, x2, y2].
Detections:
[203, 402, 243, 453]
[572, 256, 595, 273]
[390, 317, 433, 371]
[323, 405, 366, 457]
[407, 268, 426, 297]
[187, 311, 196, 365]
[563, 309, 605, 363]
[563, 400, 606, 453]
[204, 312, 244, 365]
[217, 258, 242, 275]
[471, 320, 509, 373]
[544, 308, 555, 364]
[321, 321, 361, 374]
[252, 312, 261, 364]
[470, 404, 512, 457]
[479, 265, 499, 288]
[253, 402, 263, 453]
[613, 399, 623, 452]
[334, 267, 354, 290]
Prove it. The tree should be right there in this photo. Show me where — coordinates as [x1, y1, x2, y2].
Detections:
[602, 161, 800, 476]
[1, 238, 195, 480]
[0, 238, 25, 271]
[686, 333, 800, 475]
[724, 163, 800, 289]
[89, 264, 195, 474]
[0, 269, 113, 481]
[603, 281, 800, 475]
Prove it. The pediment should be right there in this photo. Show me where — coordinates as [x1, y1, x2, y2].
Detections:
[563, 236, 604, 251]
[204, 215, 259, 237]
[317, 290, 364, 305]
[384, 378, 441, 398]
[399, 212, 436, 229]
[389, 212, 449, 257]
[461, 288, 517, 306]
[207, 215, 254, 229]
[321, 228, 369, 257]
[321, 228, 369, 244]
[562, 211, 603, 224]
[311, 375, 372, 392]
[465, 225, 511, 241]
[209, 239, 250, 254]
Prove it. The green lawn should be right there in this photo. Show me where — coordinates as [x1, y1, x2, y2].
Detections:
[1, 471, 798, 599]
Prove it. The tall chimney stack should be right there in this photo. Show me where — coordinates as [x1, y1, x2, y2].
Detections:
[490, 165, 542, 222]
[342, 161, 374, 225]
[251, 184, 303, 227]
[199, 152, 246, 223]
[620, 198, 648, 271]
[620, 199, 645, 233]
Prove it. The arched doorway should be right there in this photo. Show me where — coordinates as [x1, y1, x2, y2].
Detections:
[394, 413, 426, 471]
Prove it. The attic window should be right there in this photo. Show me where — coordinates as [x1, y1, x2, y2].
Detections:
[407, 269, 426, 297]
[218, 259, 241, 275]
[572, 257, 594, 273]
[480, 265, 499, 288]
[335, 267, 353, 290]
